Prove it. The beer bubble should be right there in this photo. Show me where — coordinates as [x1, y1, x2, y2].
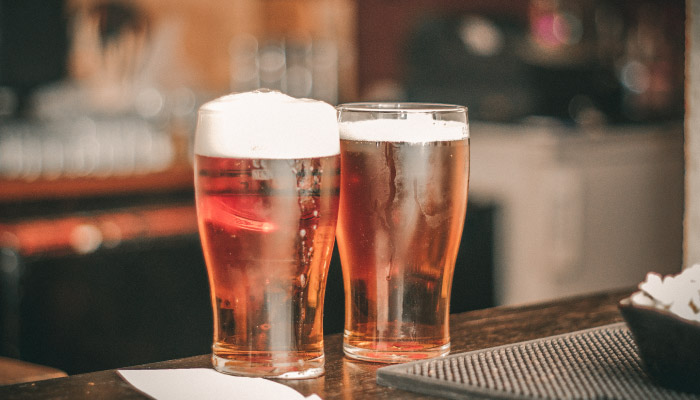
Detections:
[299, 229, 306, 237]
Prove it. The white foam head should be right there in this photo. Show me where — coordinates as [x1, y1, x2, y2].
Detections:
[338, 110, 468, 143]
[195, 90, 339, 159]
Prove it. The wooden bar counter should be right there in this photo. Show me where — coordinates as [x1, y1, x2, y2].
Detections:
[0, 289, 630, 399]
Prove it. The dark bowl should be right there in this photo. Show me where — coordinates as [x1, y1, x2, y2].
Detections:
[619, 297, 700, 394]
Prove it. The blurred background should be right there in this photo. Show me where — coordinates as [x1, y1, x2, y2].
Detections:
[0, 0, 686, 376]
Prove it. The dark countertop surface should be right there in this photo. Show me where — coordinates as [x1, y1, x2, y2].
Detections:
[0, 288, 630, 399]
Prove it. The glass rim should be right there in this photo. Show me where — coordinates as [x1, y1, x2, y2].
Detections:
[336, 102, 467, 113]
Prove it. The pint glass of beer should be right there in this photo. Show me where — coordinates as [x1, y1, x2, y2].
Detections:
[194, 90, 340, 378]
[336, 103, 469, 363]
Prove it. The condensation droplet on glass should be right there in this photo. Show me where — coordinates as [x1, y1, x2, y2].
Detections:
[313, 210, 318, 217]
[300, 229, 306, 237]
[299, 274, 306, 287]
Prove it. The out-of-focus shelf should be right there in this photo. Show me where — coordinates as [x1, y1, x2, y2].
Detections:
[0, 164, 194, 203]
[0, 203, 198, 257]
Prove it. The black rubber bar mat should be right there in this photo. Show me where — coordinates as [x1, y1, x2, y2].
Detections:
[376, 323, 700, 399]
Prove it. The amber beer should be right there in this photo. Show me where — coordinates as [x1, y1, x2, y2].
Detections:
[194, 90, 340, 379]
[336, 103, 469, 363]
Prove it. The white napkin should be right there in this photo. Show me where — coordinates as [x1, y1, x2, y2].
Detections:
[117, 369, 322, 400]
[631, 264, 700, 322]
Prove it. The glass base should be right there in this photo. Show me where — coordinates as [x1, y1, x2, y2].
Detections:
[212, 353, 324, 379]
[343, 341, 450, 363]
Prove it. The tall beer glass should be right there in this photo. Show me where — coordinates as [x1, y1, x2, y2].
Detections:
[336, 103, 469, 363]
[194, 90, 340, 378]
